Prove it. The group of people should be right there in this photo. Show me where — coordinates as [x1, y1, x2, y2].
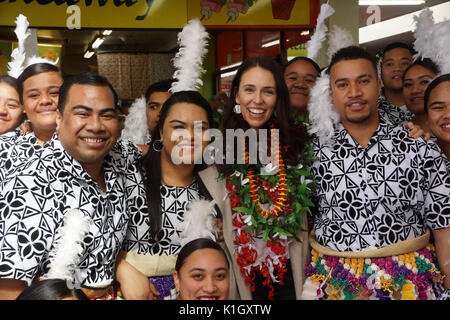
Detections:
[0, 17, 449, 301]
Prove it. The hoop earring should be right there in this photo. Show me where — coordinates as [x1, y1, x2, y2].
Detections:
[233, 104, 241, 114]
[152, 139, 163, 152]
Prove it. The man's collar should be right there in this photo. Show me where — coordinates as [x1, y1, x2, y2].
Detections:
[48, 135, 125, 185]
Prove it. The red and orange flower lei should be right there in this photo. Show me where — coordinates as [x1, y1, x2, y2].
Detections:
[224, 127, 315, 299]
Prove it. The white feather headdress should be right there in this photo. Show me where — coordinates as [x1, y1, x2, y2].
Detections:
[177, 199, 218, 247]
[120, 96, 151, 145]
[25, 55, 59, 69]
[306, 3, 335, 61]
[327, 25, 355, 63]
[170, 18, 210, 93]
[307, 70, 340, 144]
[413, 8, 450, 74]
[7, 14, 58, 79]
[7, 14, 30, 78]
[308, 25, 355, 144]
[44, 209, 92, 282]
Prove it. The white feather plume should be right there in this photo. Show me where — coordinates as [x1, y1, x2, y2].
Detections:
[413, 8, 450, 74]
[307, 70, 340, 144]
[429, 21, 450, 75]
[413, 7, 435, 62]
[25, 55, 59, 68]
[306, 3, 335, 61]
[327, 25, 355, 63]
[44, 209, 92, 281]
[170, 18, 210, 93]
[177, 199, 218, 247]
[120, 96, 151, 145]
[7, 14, 31, 78]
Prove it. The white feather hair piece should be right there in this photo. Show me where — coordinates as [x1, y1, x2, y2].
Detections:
[7, 14, 31, 79]
[413, 8, 450, 74]
[44, 209, 92, 281]
[307, 69, 340, 144]
[177, 199, 218, 247]
[120, 96, 151, 145]
[306, 3, 335, 61]
[170, 18, 210, 93]
[25, 55, 59, 68]
[327, 25, 355, 63]
[412, 7, 435, 62]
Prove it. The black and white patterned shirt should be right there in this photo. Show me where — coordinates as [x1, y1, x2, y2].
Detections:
[378, 95, 414, 126]
[311, 117, 450, 252]
[0, 135, 147, 288]
[0, 131, 50, 183]
[123, 178, 200, 256]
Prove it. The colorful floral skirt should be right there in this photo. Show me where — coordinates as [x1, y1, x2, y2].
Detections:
[302, 244, 445, 300]
[115, 275, 177, 300]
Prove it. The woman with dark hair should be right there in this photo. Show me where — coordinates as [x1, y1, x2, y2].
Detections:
[402, 58, 440, 135]
[0, 75, 24, 135]
[117, 90, 237, 300]
[0, 62, 63, 180]
[173, 238, 230, 300]
[425, 74, 450, 161]
[16, 279, 88, 300]
[216, 56, 315, 300]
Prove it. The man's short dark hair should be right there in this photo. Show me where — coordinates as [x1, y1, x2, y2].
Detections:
[326, 46, 378, 78]
[58, 72, 119, 113]
[381, 42, 416, 58]
[144, 79, 174, 101]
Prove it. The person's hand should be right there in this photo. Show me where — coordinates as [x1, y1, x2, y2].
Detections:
[19, 121, 32, 134]
[403, 121, 432, 141]
[116, 255, 159, 300]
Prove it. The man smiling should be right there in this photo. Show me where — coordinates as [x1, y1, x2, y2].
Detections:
[303, 46, 450, 300]
[0, 72, 147, 299]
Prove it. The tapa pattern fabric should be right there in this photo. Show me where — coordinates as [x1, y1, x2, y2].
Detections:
[0, 131, 49, 184]
[122, 178, 200, 256]
[378, 95, 414, 125]
[310, 117, 450, 252]
[0, 136, 147, 287]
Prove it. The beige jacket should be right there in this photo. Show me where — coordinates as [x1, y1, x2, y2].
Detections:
[198, 165, 310, 300]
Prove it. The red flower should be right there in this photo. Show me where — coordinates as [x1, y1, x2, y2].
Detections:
[237, 247, 257, 266]
[267, 240, 286, 255]
[236, 230, 252, 244]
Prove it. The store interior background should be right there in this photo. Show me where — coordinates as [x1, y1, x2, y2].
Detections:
[0, 0, 448, 110]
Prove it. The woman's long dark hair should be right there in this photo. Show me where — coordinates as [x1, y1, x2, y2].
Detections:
[221, 56, 307, 169]
[142, 90, 215, 242]
[175, 238, 229, 273]
[16, 279, 88, 300]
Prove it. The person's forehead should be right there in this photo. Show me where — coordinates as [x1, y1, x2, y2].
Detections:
[285, 59, 318, 75]
[331, 58, 376, 78]
[67, 84, 114, 103]
[383, 47, 412, 60]
[430, 81, 450, 98]
[149, 90, 171, 101]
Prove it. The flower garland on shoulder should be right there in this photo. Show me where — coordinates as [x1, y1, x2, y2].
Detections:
[221, 125, 316, 299]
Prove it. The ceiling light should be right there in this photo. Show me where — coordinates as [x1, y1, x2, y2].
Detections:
[359, 0, 425, 5]
[221, 70, 237, 78]
[102, 30, 112, 36]
[92, 37, 105, 49]
[300, 30, 310, 36]
[262, 40, 280, 48]
[219, 61, 242, 71]
[84, 51, 95, 59]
